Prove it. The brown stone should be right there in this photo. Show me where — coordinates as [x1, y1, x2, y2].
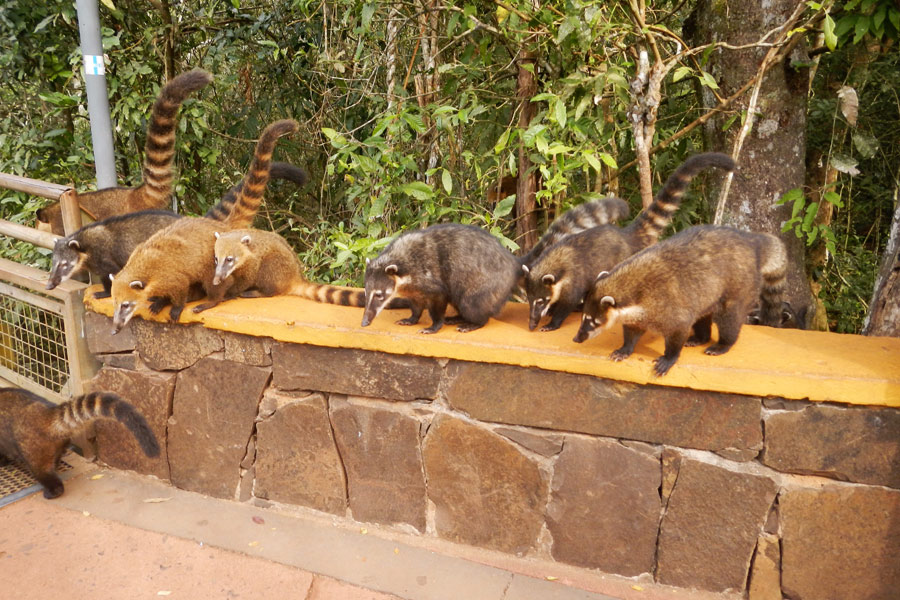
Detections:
[329, 397, 426, 530]
[656, 459, 777, 593]
[445, 361, 762, 452]
[715, 447, 760, 462]
[96, 353, 137, 370]
[763, 404, 900, 489]
[423, 415, 546, 554]
[85, 366, 175, 481]
[660, 448, 683, 506]
[85, 310, 135, 354]
[547, 437, 661, 576]
[224, 332, 272, 367]
[272, 343, 441, 401]
[495, 427, 564, 457]
[133, 320, 223, 371]
[167, 357, 270, 498]
[781, 485, 900, 600]
[748, 534, 781, 600]
[254, 391, 347, 514]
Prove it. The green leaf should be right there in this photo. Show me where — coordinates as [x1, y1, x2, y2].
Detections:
[522, 124, 546, 145]
[583, 152, 603, 172]
[554, 100, 566, 128]
[599, 152, 618, 169]
[890, 8, 899, 32]
[494, 129, 511, 153]
[699, 71, 720, 90]
[531, 92, 556, 103]
[853, 15, 870, 43]
[441, 169, 452, 194]
[823, 191, 844, 208]
[34, 15, 55, 33]
[99, 0, 116, 9]
[398, 181, 435, 200]
[361, 3, 376, 29]
[401, 112, 427, 133]
[824, 14, 837, 50]
[802, 202, 819, 231]
[493, 194, 516, 219]
[672, 66, 692, 82]
[557, 17, 577, 44]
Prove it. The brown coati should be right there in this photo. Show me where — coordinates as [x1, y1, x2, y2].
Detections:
[747, 301, 808, 329]
[573, 225, 787, 377]
[110, 119, 298, 332]
[36, 69, 213, 235]
[189, 228, 366, 312]
[519, 195, 631, 268]
[0, 388, 159, 499]
[523, 153, 735, 331]
[45, 161, 307, 298]
[362, 223, 521, 333]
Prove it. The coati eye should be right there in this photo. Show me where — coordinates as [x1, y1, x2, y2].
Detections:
[535, 299, 544, 306]
[373, 291, 384, 299]
[226, 257, 234, 263]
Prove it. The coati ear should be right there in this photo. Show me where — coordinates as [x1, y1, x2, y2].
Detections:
[67, 239, 81, 250]
[600, 295, 615, 307]
[241, 235, 251, 245]
[214, 231, 220, 239]
[595, 270, 610, 281]
[541, 274, 556, 286]
[385, 264, 398, 276]
[521, 264, 530, 275]
[129, 280, 144, 290]
[108, 274, 114, 282]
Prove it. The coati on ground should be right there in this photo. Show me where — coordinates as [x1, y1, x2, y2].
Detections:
[0, 388, 159, 499]
[110, 119, 298, 332]
[519, 196, 631, 268]
[573, 225, 787, 377]
[362, 223, 520, 333]
[36, 69, 213, 235]
[45, 162, 307, 298]
[190, 228, 366, 312]
[523, 153, 735, 331]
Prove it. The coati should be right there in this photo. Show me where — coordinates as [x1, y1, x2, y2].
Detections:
[748, 301, 807, 329]
[45, 162, 307, 298]
[0, 388, 160, 499]
[36, 69, 213, 235]
[520, 195, 631, 268]
[110, 119, 298, 332]
[190, 228, 366, 312]
[362, 223, 520, 333]
[573, 225, 787, 377]
[523, 153, 735, 331]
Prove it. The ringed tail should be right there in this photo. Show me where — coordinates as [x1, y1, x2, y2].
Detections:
[54, 392, 160, 458]
[758, 234, 788, 326]
[629, 152, 736, 249]
[141, 69, 213, 205]
[206, 162, 307, 223]
[288, 281, 366, 307]
[220, 119, 300, 229]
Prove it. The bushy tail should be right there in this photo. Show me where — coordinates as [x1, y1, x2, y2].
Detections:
[212, 120, 300, 229]
[757, 233, 788, 327]
[288, 280, 366, 307]
[521, 196, 631, 267]
[53, 392, 160, 458]
[627, 152, 736, 249]
[140, 69, 214, 206]
[206, 162, 307, 223]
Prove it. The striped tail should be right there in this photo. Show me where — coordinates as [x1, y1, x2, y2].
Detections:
[206, 162, 307, 223]
[627, 152, 736, 249]
[140, 69, 213, 207]
[217, 120, 300, 229]
[521, 196, 631, 267]
[53, 392, 161, 458]
[288, 280, 366, 307]
[757, 233, 788, 327]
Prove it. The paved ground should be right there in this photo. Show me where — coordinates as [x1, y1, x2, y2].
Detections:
[0, 459, 737, 600]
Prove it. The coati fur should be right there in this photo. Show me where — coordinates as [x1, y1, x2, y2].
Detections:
[362, 223, 520, 333]
[573, 225, 787, 377]
[520, 196, 631, 268]
[190, 228, 366, 312]
[523, 153, 735, 331]
[748, 301, 808, 329]
[36, 69, 213, 235]
[45, 161, 307, 298]
[110, 119, 298, 332]
[0, 388, 159, 499]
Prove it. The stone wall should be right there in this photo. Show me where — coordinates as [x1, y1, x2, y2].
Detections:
[82, 312, 900, 599]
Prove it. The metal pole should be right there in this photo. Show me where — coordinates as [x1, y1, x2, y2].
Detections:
[74, 0, 117, 189]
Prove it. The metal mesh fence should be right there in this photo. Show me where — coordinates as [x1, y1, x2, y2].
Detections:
[0, 289, 69, 396]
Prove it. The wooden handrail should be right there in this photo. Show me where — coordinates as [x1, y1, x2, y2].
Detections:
[0, 172, 72, 201]
[0, 219, 59, 249]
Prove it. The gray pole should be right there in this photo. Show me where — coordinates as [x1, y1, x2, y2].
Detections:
[74, 0, 117, 189]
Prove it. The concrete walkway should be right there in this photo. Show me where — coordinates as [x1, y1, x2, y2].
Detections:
[0, 459, 735, 600]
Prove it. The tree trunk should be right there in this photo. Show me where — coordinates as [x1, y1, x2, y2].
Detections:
[863, 170, 900, 336]
[515, 49, 539, 251]
[687, 0, 814, 324]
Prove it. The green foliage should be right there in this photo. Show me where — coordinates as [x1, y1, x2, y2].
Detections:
[777, 187, 842, 255]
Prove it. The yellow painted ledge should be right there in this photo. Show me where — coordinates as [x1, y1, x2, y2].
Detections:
[84, 287, 900, 408]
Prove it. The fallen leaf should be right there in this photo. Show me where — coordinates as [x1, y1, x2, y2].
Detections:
[252, 516, 265, 525]
[82, 511, 90, 517]
[360, 528, 368, 534]
[631, 585, 644, 591]
[143, 497, 172, 503]
[248, 541, 259, 547]
[90, 474, 104, 480]
[545, 576, 558, 581]
[157, 592, 172, 597]
[394, 548, 399, 555]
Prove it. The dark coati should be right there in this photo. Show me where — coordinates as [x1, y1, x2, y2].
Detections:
[573, 225, 787, 377]
[362, 223, 521, 333]
[520, 196, 631, 268]
[45, 162, 307, 298]
[748, 301, 807, 329]
[36, 69, 213, 235]
[0, 388, 159, 499]
[190, 228, 366, 312]
[523, 153, 735, 331]
[110, 119, 298, 332]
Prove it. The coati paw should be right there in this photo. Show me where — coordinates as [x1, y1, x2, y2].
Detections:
[455, 322, 484, 333]
[653, 357, 677, 377]
[540, 323, 561, 332]
[192, 303, 214, 314]
[704, 343, 734, 356]
[685, 335, 709, 347]
[148, 297, 168, 314]
[419, 324, 443, 334]
[42, 484, 65, 499]
[93, 290, 111, 299]
[396, 317, 420, 326]
[609, 348, 632, 362]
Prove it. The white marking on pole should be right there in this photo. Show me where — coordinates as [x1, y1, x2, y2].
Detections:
[84, 55, 105, 76]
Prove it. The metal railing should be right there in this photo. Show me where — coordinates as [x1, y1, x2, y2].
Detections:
[0, 173, 98, 402]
